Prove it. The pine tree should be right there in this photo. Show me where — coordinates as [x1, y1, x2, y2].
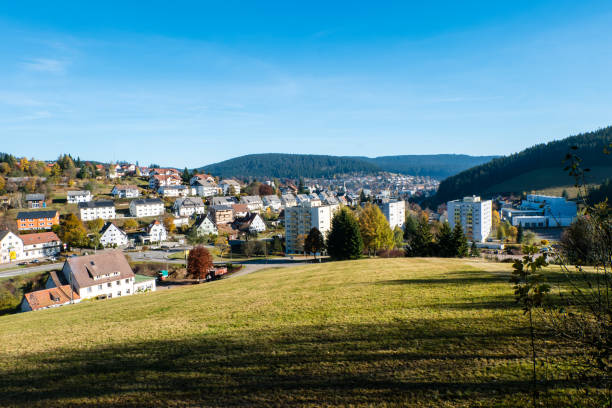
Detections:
[408, 216, 433, 256]
[403, 214, 418, 241]
[470, 241, 481, 257]
[517, 224, 524, 243]
[182, 167, 191, 183]
[304, 227, 325, 259]
[435, 222, 455, 257]
[327, 207, 363, 260]
[452, 224, 469, 258]
[359, 190, 367, 203]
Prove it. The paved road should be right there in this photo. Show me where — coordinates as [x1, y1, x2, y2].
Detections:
[0, 262, 62, 279]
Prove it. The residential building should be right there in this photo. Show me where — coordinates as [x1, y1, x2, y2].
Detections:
[173, 197, 205, 217]
[281, 194, 297, 208]
[211, 196, 236, 206]
[111, 185, 140, 198]
[139, 220, 167, 243]
[190, 174, 215, 184]
[67, 190, 92, 204]
[158, 185, 190, 198]
[134, 274, 157, 293]
[16, 210, 59, 231]
[234, 213, 266, 233]
[232, 204, 249, 218]
[447, 196, 492, 243]
[380, 200, 405, 229]
[129, 198, 164, 218]
[78, 201, 116, 221]
[240, 196, 264, 212]
[149, 174, 182, 189]
[151, 168, 180, 176]
[99, 222, 129, 247]
[20, 232, 62, 260]
[285, 202, 337, 254]
[25, 194, 46, 209]
[263, 195, 282, 211]
[219, 179, 241, 195]
[20, 285, 81, 312]
[52, 250, 136, 300]
[192, 179, 219, 197]
[209, 205, 234, 225]
[0, 230, 24, 264]
[193, 214, 218, 236]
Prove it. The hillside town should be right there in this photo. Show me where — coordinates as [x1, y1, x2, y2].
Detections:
[0, 155, 580, 314]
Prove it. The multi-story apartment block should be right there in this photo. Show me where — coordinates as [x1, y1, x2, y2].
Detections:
[16, 210, 60, 231]
[129, 198, 165, 218]
[447, 196, 492, 243]
[285, 202, 337, 254]
[380, 200, 405, 230]
[67, 190, 92, 204]
[78, 201, 116, 221]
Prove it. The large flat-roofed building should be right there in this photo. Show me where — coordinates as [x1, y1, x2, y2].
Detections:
[285, 202, 338, 254]
[380, 200, 405, 229]
[447, 195, 492, 243]
[16, 210, 59, 231]
[78, 201, 116, 221]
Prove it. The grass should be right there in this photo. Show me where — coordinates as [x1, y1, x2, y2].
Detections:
[0, 258, 604, 407]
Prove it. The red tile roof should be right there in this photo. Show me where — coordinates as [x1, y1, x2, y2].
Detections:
[23, 285, 79, 311]
[19, 232, 61, 246]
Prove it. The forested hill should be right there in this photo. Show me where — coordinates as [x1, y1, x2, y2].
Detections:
[428, 126, 612, 207]
[198, 153, 498, 179]
[198, 154, 380, 179]
[352, 154, 498, 179]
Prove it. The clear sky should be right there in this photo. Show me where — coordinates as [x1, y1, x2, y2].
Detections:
[1, 1, 612, 168]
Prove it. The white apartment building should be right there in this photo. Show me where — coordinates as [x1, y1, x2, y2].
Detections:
[285, 202, 337, 254]
[67, 190, 92, 204]
[20, 232, 62, 260]
[78, 200, 116, 221]
[219, 179, 241, 195]
[447, 196, 492, 243]
[129, 198, 165, 218]
[173, 197, 205, 217]
[380, 200, 405, 229]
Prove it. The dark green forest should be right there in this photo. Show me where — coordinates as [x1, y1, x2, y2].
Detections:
[428, 127, 612, 207]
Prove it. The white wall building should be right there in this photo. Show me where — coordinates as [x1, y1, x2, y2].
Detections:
[219, 179, 241, 195]
[173, 197, 205, 217]
[20, 232, 62, 260]
[284, 202, 337, 254]
[193, 214, 218, 236]
[380, 200, 405, 230]
[0, 230, 24, 264]
[78, 200, 116, 221]
[240, 196, 264, 212]
[447, 196, 492, 243]
[129, 198, 165, 218]
[262, 195, 282, 211]
[67, 190, 92, 204]
[99, 222, 129, 247]
[111, 185, 140, 198]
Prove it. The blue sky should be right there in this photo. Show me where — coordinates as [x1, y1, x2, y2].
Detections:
[1, 1, 612, 168]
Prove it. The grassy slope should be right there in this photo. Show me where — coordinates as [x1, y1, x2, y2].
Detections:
[0, 258, 597, 407]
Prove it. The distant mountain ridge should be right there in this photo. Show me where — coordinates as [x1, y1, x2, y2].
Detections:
[198, 153, 497, 179]
[428, 126, 612, 207]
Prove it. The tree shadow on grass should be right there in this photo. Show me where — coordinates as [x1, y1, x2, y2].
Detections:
[0, 320, 595, 407]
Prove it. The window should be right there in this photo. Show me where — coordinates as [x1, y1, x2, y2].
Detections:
[107, 282, 112, 288]
[87, 287, 92, 293]
[98, 284, 102, 290]
[125, 279, 130, 284]
[116, 280, 120, 286]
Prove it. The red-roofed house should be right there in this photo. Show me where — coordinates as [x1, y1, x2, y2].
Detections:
[19, 232, 62, 260]
[19, 285, 80, 312]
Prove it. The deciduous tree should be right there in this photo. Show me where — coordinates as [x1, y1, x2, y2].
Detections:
[187, 246, 213, 281]
[359, 204, 394, 255]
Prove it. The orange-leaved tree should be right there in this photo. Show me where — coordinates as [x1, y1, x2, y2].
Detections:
[187, 245, 213, 281]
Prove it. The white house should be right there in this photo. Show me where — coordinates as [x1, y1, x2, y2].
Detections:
[78, 200, 116, 221]
[240, 196, 264, 212]
[20, 232, 62, 260]
[20, 285, 81, 312]
[111, 185, 140, 198]
[134, 274, 157, 293]
[149, 174, 182, 189]
[67, 190, 92, 204]
[211, 196, 237, 206]
[158, 185, 190, 198]
[193, 214, 218, 236]
[190, 174, 215, 184]
[0, 230, 24, 264]
[129, 198, 165, 218]
[219, 179, 241, 195]
[235, 213, 266, 233]
[192, 180, 219, 197]
[173, 197, 205, 217]
[139, 220, 167, 243]
[262, 195, 282, 211]
[99, 222, 129, 247]
[281, 194, 297, 208]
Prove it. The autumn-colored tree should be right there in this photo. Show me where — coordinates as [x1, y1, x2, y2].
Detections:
[393, 226, 404, 249]
[24, 178, 37, 193]
[258, 184, 275, 196]
[491, 209, 501, 229]
[0, 175, 5, 193]
[0, 162, 10, 175]
[60, 214, 88, 248]
[124, 218, 139, 230]
[187, 246, 213, 281]
[18, 157, 30, 172]
[358, 204, 394, 255]
[163, 215, 176, 234]
[87, 218, 105, 232]
[304, 227, 325, 259]
[215, 235, 229, 258]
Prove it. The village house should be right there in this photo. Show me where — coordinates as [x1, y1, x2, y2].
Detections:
[193, 214, 218, 236]
[232, 203, 249, 218]
[111, 185, 140, 198]
[16, 210, 60, 231]
[173, 197, 205, 217]
[25, 193, 46, 209]
[67, 190, 93, 204]
[211, 196, 237, 206]
[190, 174, 215, 184]
[234, 213, 266, 233]
[99, 222, 129, 247]
[151, 168, 180, 176]
[78, 201, 116, 221]
[149, 174, 182, 189]
[208, 205, 234, 225]
[263, 195, 282, 211]
[191, 179, 219, 197]
[20, 232, 62, 260]
[240, 196, 264, 212]
[0, 230, 24, 263]
[158, 185, 190, 198]
[219, 179, 241, 195]
[19, 285, 81, 312]
[281, 193, 297, 208]
[139, 220, 167, 243]
[129, 198, 165, 218]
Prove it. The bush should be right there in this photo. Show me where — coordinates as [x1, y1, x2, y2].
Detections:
[376, 248, 405, 258]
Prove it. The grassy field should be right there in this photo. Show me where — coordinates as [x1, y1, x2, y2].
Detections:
[0, 258, 603, 407]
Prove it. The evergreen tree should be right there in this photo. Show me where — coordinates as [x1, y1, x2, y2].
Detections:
[304, 227, 325, 259]
[393, 226, 404, 249]
[452, 224, 469, 258]
[359, 190, 367, 204]
[408, 216, 433, 256]
[517, 224, 524, 244]
[470, 241, 481, 257]
[297, 178, 305, 194]
[435, 222, 455, 257]
[182, 167, 191, 183]
[327, 207, 363, 260]
[403, 214, 418, 241]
